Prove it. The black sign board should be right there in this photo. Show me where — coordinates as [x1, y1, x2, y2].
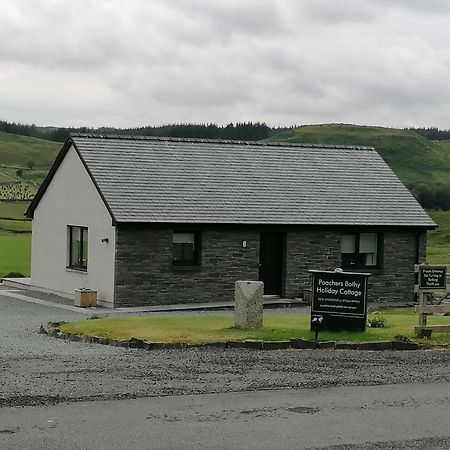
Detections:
[419, 266, 447, 290]
[310, 270, 370, 331]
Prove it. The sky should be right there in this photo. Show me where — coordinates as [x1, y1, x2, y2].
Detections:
[1, 0, 450, 129]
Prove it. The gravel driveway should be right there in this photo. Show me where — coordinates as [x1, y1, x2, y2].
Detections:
[2, 289, 450, 408]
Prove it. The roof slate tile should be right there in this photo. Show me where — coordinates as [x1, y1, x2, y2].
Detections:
[68, 135, 435, 227]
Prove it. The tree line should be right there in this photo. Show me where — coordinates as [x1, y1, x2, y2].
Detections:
[407, 182, 450, 211]
[407, 127, 450, 141]
[0, 120, 277, 143]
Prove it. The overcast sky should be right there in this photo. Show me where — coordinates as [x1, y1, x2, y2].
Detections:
[1, 0, 450, 128]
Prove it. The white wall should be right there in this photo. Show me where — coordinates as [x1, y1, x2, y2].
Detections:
[31, 145, 116, 306]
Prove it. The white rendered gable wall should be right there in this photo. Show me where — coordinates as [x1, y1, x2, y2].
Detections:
[31, 145, 116, 305]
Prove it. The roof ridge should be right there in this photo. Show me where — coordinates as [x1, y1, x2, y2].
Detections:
[69, 133, 375, 151]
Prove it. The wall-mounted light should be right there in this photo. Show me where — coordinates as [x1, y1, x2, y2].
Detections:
[242, 240, 247, 248]
[101, 238, 109, 243]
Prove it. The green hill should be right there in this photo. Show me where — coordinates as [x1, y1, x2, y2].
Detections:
[0, 131, 60, 169]
[268, 124, 450, 187]
[0, 132, 59, 201]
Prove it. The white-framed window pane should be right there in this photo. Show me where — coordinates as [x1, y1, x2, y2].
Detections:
[341, 234, 356, 253]
[360, 233, 377, 253]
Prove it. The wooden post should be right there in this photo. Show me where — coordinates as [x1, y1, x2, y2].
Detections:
[418, 291, 427, 327]
[415, 264, 450, 336]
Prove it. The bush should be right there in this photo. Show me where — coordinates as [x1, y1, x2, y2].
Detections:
[368, 311, 387, 328]
[3, 271, 25, 278]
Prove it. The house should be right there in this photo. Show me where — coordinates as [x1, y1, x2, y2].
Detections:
[26, 134, 436, 307]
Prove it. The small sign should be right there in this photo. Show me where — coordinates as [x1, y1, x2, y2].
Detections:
[419, 266, 447, 290]
[310, 270, 370, 331]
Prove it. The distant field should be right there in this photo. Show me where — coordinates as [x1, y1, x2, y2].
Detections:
[0, 172, 15, 183]
[0, 201, 29, 219]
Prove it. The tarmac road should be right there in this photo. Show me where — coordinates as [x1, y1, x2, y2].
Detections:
[2, 288, 450, 448]
[2, 382, 450, 449]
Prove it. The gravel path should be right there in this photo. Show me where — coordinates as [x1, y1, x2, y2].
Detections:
[2, 290, 450, 408]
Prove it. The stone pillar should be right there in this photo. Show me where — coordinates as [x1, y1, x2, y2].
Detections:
[234, 281, 264, 329]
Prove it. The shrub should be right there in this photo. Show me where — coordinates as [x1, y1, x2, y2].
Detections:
[368, 311, 387, 328]
[3, 271, 25, 278]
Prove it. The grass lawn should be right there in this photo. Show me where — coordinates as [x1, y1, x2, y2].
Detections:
[427, 210, 450, 264]
[59, 308, 450, 345]
[0, 232, 31, 277]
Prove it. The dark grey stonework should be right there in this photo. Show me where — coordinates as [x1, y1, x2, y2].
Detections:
[114, 224, 427, 306]
[366, 230, 425, 303]
[285, 229, 342, 298]
[114, 225, 259, 306]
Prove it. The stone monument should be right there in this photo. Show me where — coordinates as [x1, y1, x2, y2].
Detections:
[234, 281, 264, 328]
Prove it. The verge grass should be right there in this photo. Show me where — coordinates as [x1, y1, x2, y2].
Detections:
[0, 233, 31, 276]
[427, 210, 450, 264]
[59, 308, 450, 345]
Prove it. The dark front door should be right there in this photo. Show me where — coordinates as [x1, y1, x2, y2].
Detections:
[259, 232, 284, 295]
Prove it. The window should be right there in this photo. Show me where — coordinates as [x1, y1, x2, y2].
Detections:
[68, 226, 88, 270]
[172, 232, 200, 266]
[341, 232, 379, 269]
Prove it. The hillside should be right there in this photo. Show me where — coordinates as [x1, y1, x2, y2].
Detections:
[268, 124, 450, 187]
[0, 132, 59, 201]
[0, 131, 60, 169]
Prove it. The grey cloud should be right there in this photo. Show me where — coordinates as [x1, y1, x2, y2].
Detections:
[374, 0, 450, 14]
[1, 0, 450, 128]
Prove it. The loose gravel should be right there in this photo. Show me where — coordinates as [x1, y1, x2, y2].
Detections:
[2, 291, 450, 408]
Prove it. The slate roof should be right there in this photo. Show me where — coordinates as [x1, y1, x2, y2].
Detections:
[27, 134, 436, 228]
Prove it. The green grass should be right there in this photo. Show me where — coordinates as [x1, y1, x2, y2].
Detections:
[269, 124, 450, 186]
[20, 169, 49, 184]
[59, 308, 450, 345]
[0, 172, 15, 183]
[0, 202, 31, 276]
[427, 210, 450, 264]
[0, 233, 30, 277]
[0, 201, 29, 219]
[0, 131, 59, 170]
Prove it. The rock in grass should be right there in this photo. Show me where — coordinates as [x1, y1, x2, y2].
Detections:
[263, 341, 290, 350]
[392, 341, 420, 350]
[318, 341, 336, 350]
[358, 341, 393, 351]
[129, 337, 144, 349]
[335, 341, 359, 350]
[244, 339, 264, 350]
[290, 338, 318, 349]
[227, 341, 246, 349]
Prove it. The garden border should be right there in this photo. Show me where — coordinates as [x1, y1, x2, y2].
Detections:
[40, 322, 445, 351]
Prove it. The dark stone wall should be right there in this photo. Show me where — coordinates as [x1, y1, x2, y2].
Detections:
[114, 224, 259, 306]
[114, 224, 427, 306]
[285, 229, 342, 298]
[286, 229, 425, 303]
[366, 230, 425, 303]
